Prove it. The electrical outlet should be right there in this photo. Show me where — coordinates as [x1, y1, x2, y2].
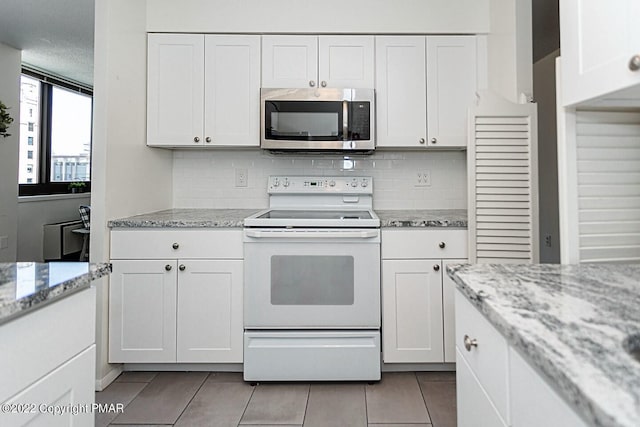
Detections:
[415, 170, 431, 187]
[545, 234, 552, 247]
[235, 168, 248, 187]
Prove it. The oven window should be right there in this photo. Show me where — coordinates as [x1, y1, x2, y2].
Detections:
[270, 255, 354, 305]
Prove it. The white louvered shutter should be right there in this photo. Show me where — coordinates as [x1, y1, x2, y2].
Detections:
[468, 92, 539, 263]
[576, 111, 640, 262]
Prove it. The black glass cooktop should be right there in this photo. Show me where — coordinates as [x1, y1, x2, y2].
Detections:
[257, 210, 373, 220]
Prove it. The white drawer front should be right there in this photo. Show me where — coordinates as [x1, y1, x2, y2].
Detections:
[382, 229, 467, 259]
[111, 229, 243, 259]
[455, 290, 509, 424]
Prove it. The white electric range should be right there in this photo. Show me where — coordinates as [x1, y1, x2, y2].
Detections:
[243, 176, 381, 382]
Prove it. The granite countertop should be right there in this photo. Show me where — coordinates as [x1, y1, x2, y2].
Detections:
[376, 209, 467, 228]
[0, 262, 111, 325]
[108, 208, 260, 228]
[447, 263, 640, 427]
[108, 208, 468, 229]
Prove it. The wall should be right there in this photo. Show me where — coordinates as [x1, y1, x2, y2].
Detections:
[0, 42, 20, 262]
[92, 0, 173, 389]
[17, 194, 91, 262]
[533, 50, 560, 263]
[174, 150, 467, 210]
[147, 0, 490, 34]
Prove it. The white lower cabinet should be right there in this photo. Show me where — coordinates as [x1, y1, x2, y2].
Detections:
[456, 289, 589, 427]
[381, 229, 467, 363]
[109, 229, 243, 364]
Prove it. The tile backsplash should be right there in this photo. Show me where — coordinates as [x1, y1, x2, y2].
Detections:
[173, 150, 467, 210]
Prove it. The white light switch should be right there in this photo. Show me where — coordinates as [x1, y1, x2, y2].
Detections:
[0, 236, 8, 249]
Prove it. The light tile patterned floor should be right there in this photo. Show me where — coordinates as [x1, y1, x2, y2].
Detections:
[96, 371, 456, 427]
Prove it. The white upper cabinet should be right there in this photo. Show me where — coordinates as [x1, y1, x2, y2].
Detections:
[147, 34, 204, 147]
[147, 34, 260, 147]
[427, 36, 478, 148]
[376, 36, 478, 148]
[376, 36, 428, 148]
[262, 35, 374, 88]
[560, 0, 640, 106]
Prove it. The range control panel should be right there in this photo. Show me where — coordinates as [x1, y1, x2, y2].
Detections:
[267, 176, 373, 194]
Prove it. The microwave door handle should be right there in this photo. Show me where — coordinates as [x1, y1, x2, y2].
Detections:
[342, 100, 349, 141]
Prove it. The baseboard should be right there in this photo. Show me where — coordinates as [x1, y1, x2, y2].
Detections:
[95, 365, 123, 391]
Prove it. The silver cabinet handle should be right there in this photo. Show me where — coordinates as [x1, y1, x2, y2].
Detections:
[193, 136, 200, 143]
[309, 80, 316, 87]
[179, 264, 186, 271]
[464, 335, 478, 351]
[165, 264, 172, 271]
[431, 137, 437, 144]
[433, 264, 440, 272]
[419, 138, 426, 144]
[439, 241, 446, 249]
[321, 81, 327, 87]
[172, 243, 179, 250]
[205, 137, 211, 143]
[629, 55, 640, 71]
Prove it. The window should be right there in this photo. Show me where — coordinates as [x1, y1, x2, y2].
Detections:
[18, 70, 93, 195]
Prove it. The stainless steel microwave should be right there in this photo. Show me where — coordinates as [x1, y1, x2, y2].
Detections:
[261, 88, 375, 152]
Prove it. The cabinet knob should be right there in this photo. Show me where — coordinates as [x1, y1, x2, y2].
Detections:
[309, 80, 316, 87]
[321, 81, 327, 87]
[419, 138, 426, 144]
[439, 241, 446, 249]
[431, 137, 437, 144]
[205, 136, 212, 143]
[433, 264, 440, 272]
[179, 264, 186, 271]
[172, 242, 179, 250]
[629, 55, 640, 71]
[165, 264, 172, 271]
[464, 335, 478, 352]
[193, 136, 200, 143]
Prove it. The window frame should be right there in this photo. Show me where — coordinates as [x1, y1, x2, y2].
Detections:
[18, 69, 93, 197]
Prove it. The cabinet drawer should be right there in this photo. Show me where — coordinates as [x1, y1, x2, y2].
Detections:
[111, 229, 243, 259]
[382, 229, 467, 259]
[455, 289, 509, 424]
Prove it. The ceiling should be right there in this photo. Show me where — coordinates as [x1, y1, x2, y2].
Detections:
[0, 0, 558, 89]
[0, 0, 94, 87]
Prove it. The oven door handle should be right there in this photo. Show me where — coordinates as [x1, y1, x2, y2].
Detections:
[245, 230, 379, 239]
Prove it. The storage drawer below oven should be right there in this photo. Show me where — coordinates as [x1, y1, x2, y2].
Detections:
[243, 331, 381, 381]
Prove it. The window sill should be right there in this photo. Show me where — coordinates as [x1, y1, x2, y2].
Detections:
[18, 192, 91, 203]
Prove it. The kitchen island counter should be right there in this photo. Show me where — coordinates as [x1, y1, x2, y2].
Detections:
[447, 263, 640, 427]
[0, 262, 110, 325]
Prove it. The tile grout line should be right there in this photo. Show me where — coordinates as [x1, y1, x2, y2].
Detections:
[236, 379, 257, 426]
[301, 383, 311, 426]
[415, 372, 435, 427]
[171, 372, 211, 426]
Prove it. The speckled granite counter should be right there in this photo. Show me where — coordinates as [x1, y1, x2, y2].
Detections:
[447, 263, 640, 427]
[0, 262, 111, 325]
[108, 208, 260, 228]
[376, 209, 467, 228]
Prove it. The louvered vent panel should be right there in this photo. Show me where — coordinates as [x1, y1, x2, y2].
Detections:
[471, 114, 535, 263]
[576, 111, 640, 262]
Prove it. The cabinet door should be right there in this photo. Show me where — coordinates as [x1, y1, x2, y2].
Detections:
[318, 36, 374, 88]
[262, 35, 318, 88]
[375, 36, 427, 148]
[177, 260, 243, 362]
[147, 33, 204, 147]
[204, 35, 260, 147]
[427, 36, 477, 148]
[382, 259, 444, 363]
[1, 346, 96, 427]
[560, 0, 640, 105]
[443, 258, 467, 363]
[456, 347, 508, 427]
[109, 260, 177, 363]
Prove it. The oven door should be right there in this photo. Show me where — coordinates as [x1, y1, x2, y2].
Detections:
[243, 228, 380, 328]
